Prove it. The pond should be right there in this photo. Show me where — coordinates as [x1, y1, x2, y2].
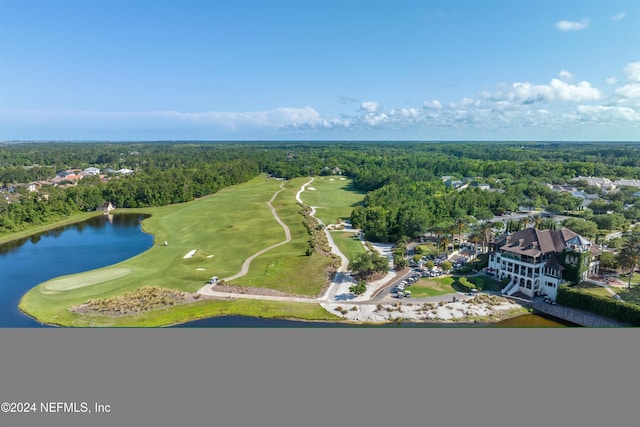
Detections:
[172, 313, 576, 328]
[0, 214, 153, 327]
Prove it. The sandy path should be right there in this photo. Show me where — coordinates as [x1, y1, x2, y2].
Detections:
[198, 178, 398, 308]
[222, 183, 291, 282]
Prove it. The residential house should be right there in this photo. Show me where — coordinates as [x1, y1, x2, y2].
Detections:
[98, 202, 115, 213]
[488, 227, 600, 300]
[572, 176, 615, 191]
[83, 167, 100, 175]
[613, 179, 640, 189]
[469, 182, 490, 191]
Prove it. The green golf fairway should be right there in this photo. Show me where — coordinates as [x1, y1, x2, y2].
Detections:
[19, 175, 357, 326]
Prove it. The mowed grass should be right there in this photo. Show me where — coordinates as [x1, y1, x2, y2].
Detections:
[29, 298, 341, 327]
[408, 277, 458, 297]
[20, 176, 337, 326]
[614, 286, 640, 305]
[574, 282, 615, 299]
[407, 275, 503, 297]
[299, 176, 365, 225]
[231, 177, 332, 296]
[330, 231, 367, 263]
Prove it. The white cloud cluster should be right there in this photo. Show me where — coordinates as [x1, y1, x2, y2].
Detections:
[360, 101, 382, 113]
[624, 62, 640, 82]
[558, 70, 574, 81]
[480, 78, 601, 104]
[4, 63, 638, 140]
[556, 18, 589, 32]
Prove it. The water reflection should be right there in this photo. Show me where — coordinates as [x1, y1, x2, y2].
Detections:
[0, 214, 153, 327]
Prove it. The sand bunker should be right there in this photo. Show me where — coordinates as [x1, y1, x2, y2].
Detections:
[207, 255, 214, 258]
[307, 187, 316, 190]
[195, 268, 205, 271]
[183, 249, 197, 259]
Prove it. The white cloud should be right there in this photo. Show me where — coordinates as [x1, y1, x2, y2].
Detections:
[423, 99, 442, 109]
[556, 18, 589, 32]
[606, 77, 618, 85]
[615, 84, 640, 99]
[558, 70, 574, 81]
[482, 78, 601, 104]
[624, 61, 640, 82]
[575, 105, 640, 122]
[360, 101, 382, 113]
[610, 12, 627, 21]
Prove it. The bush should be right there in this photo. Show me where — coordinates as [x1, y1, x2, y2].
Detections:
[557, 285, 640, 326]
[455, 277, 477, 293]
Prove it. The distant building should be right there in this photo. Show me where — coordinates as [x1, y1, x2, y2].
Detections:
[98, 202, 115, 213]
[488, 228, 600, 300]
[83, 167, 100, 175]
[572, 176, 615, 191]
[469, 182, 490, 191]
[613, 179, 640, 188]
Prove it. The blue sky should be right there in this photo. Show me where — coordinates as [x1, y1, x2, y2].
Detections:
[1, 0, 638, 141]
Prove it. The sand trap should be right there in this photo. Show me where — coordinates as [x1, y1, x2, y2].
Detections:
[196, 268, 205, 271]
[329, 178, 335, 181]
[307, 187, 316, 190]
[207, 255, 214, 258]
[183, 249, 197, 259]
[340, 178, 346, 180]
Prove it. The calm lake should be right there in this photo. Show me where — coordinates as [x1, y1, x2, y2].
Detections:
[0, 215, 573, 327]
[0, 214, 153, 327]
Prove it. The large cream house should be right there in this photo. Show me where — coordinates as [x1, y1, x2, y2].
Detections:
[488, 228, 600, 300]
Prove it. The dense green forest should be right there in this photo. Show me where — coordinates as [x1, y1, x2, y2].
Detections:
[1, 141, 640, 239]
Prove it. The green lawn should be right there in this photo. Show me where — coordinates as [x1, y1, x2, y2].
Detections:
[231, 177, 332, 296]
[19, 176, 337, 326]
[408, 276, 458, 297]
[613, 286, 640, 306]
[330, 231, 367, 263]
[407, 274, 503, 297]
[574, 282, 615, 299]
[298, 176, 365, 225]
[465, 275, 504, 292]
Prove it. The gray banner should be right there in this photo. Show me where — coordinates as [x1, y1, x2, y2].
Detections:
[0, 328, 637, 427]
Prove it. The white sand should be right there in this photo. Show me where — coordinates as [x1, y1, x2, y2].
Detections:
[321, 299, 523, 323]
[183, 249, 197, 259]
[307, 187, 316, 190]
[207, 255, 214, 258]
[340, 178, 346, 180]
[195, 268, 205, 271]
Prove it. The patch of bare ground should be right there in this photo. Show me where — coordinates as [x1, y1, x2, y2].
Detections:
[71, 286, 212, 317]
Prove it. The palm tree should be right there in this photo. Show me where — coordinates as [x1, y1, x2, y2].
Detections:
[468, 230, 482, 259]
[479, 221, 493, 254]
[440, 235, 451, 257]
[529, 214, 543, 229]
[617, 231, 640, 289]
[454, 217, 468, 247]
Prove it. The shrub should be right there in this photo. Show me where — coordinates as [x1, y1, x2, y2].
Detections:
[557, 285, 640, 326]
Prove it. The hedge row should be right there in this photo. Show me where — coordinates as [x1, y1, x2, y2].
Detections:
[454, 277, 477, 293]
[556, 285, 640, 326]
